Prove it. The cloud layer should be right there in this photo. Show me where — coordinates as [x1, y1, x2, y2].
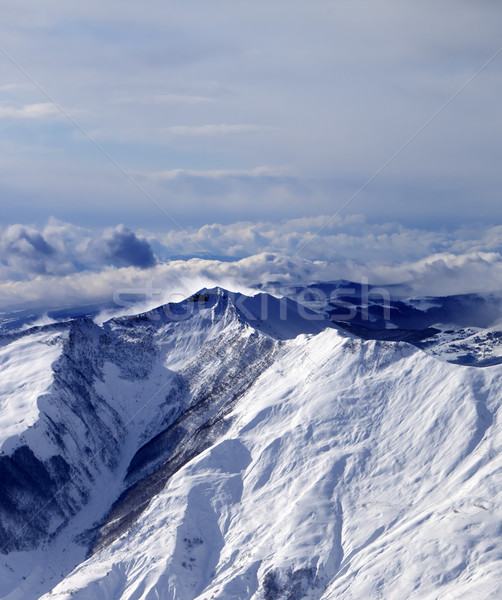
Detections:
[0, 221, 155, 281]
[3, 250, 502, 318]
[1, 218, 502, 313]
[146, 215, 502, 263]
[0, 1, 501, 229]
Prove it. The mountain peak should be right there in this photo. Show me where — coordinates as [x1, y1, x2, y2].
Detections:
[109, 287, 340, 341]
[1, 283, 502, 599]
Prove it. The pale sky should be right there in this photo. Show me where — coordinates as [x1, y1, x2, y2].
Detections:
[1, 1, 502, 308]
[0, 0, 501, 231]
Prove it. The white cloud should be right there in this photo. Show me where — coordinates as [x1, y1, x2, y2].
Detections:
[139, 166, 289, 181]
[146, 214, 502, 264]
[116, 94, 218, 106]
[163, 124, 271, 137]
[1, 216, 502, 318]
[0, 84, 27, 92]
[0, 103, 61, 119]
[3, 215, 502, 287]
[2, 250, 502, 316]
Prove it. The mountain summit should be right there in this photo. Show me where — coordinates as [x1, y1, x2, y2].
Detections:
[0, 287, 501, 599]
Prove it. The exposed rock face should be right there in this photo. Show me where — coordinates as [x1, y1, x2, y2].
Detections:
[0, 289, 282, 554]
[0, 287, 501, 600]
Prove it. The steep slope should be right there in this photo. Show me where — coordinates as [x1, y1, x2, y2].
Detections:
[0, 288, 333, 598]
[1, 287, 502, 599]
[40, 329, 502, 599]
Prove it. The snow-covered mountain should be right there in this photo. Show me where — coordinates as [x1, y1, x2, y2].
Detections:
[1, 287, 501, 599]
[263, 280, 502, 366]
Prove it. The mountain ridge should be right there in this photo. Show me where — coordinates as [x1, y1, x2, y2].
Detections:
[0, 286, 501, 599]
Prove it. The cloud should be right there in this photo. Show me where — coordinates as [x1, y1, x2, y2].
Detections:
[115, 94, 218, 106]
[139, 166, 289, 181]
[0, 2, 501, 229]
[0, 103, 61, 119]
[0, 221, 156, 281]
[129, 167, 307, 227]
[2, 217, 502, 317]
[0, 84, 28, 92]
[0, 224, 61, 277]
[2, 250, 502, 317]
[145, 214, 502, 264]
[3, 215, 502, 291]
[83, 225, 156, 269]
[1, 3, 501, 319]
[164, 124, 271, 137]
[7, 227, 55, 257]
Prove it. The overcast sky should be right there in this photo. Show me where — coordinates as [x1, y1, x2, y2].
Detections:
[1, 1, 502, 308]
[1, 1, 501, 231]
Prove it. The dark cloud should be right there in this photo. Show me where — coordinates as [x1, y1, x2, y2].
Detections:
[92, 225, 156, 268]
[0, 222, 156, 280]
[0, 225, 58, 275]
[3, 226, 55, 258]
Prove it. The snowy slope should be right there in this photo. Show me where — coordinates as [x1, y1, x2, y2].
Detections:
[0, 328, 65, 450]
[269, 281, 502, 367]
[0, 289, 287, 596]
[44, 325, 502, 598]
[1, 288, 502, 599]
[419, 325, 502, 366]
